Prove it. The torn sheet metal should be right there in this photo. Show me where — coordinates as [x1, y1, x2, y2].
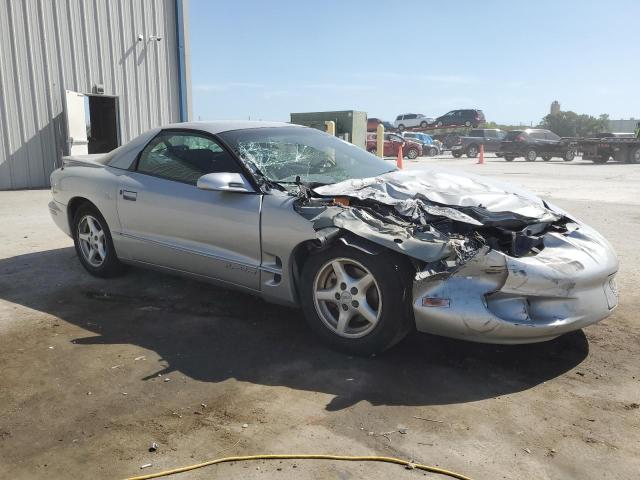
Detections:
[313, 168, 561, 225]
[304, 204, 454, 262]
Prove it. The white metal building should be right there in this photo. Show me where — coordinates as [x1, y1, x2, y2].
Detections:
[0, 0, 192, 190]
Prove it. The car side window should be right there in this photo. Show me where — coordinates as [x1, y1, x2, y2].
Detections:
[137, 131, 240, 185]
[545, 131, 560, 141]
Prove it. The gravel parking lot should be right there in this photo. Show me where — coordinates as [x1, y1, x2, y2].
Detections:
[1, 155, 638, 479]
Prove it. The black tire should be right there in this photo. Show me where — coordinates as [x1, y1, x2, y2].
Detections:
[428, 147, 438, 156]
[436, 121, 443, 128]
[464, 121, 471, 127]
[367, 148, 377, 154]
[406, 148, 419, 159]
[397, 124, 405, 132]
[541, 154, 553, 162]
[466, 144, 479, 158]
[300, 246, 413, 356]
[593, 156, 609, 164]
[504, 155, 515, 162]
[525, 149, 537, 162]
[564, 149, 576, 162]
[420, 121, 428, 128]
[72, 203, 125, 278]
[629, 146, 640, 164]
[452, 150, 463, 158]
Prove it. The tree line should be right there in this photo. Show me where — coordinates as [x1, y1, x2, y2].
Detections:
[486, 112, 610, 138]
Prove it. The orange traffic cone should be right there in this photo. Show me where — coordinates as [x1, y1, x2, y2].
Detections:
[397, 144, 404, 169]
[477, 144, 485, 164]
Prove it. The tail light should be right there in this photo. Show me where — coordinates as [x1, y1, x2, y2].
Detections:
[516, 134, 526, 142]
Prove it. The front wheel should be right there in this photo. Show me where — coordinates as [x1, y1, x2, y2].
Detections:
[72, 203, 125, 278]
[300, 246, 413, 356]
[629, 146, 640, 164]
[464, 121, 471, 127]
[525, 149, 537, 162]
[466, 145, 479, 158]
[504, 155, 515, 162]
[397, 124, 405, 132]
[406, 148, 419, 159]
[420, 121, 428, 128]
[367, 148, 377, 154]
[541, 154, 553, 162]
[428, 147, 438, 156]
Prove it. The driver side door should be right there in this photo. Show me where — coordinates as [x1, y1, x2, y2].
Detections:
[115, 130, 262, 290]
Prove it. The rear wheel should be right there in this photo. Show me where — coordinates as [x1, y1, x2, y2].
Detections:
[72, 203, 124, 278]
[406, 148, 419, 159]
[525, 149, 537, 162]
[397, 124, 405, 132]
[300, 246, 413, 356]
[428, 147, 438, 156]
[420, 121, 428, 128]
[464, 121, 471, 127]
[541, 154, 553, 162]
[564, 149, 576, 161]
[504, 155, 515, 162]
[466, 145, 479, 158]
[367, 147, 377, 154]
[629, 146, 640, 164]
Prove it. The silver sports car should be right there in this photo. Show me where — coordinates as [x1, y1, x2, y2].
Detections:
[49, 121, 619, 355]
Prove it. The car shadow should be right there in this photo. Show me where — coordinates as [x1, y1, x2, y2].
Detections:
[0, 247, 589, 411]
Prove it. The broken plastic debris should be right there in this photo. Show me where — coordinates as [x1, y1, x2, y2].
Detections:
[149, 442, 158, 452]
[140, 463, 152, 469]
[242, 423, 249, 428]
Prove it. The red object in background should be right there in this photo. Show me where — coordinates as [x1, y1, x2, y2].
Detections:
[396, 143, 404, 169]
[477, 144, 485, 164]
[366, 133, 422, 157]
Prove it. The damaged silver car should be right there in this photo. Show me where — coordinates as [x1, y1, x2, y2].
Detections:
[49, 121, 619, 355]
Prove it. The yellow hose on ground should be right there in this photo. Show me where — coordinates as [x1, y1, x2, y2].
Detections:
[125, 454, 473, 480]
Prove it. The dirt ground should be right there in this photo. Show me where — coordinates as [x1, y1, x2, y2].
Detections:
[1, 155, 639, 480]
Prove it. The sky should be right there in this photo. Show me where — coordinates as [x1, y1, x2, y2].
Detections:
[189, 0, 640, 125]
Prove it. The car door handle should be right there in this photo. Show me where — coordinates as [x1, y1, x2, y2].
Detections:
[121, 189, 137, 201]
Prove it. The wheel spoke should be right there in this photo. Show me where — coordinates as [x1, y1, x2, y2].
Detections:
[78, 233, 90, 243]
[316, 288, 337, 302]
[88, 247, 97, 263]
[331, 261, 349, 284]
[97, 243, 106, 260]
[358, 301, 378, 324]
[336, 309, 354, 334]
[354, 273, 374, 293]
[86, 216, 99, 235]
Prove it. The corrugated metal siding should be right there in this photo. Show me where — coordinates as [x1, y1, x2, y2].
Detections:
[0, 0, 182, 189]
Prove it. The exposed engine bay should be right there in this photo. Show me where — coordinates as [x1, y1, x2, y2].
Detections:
[294, 169, 570, 271]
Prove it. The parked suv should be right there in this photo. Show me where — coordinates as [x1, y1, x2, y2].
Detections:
[500, 129, 577, 162]
[366, 133, 423, 159]
[401, 132, 440, 156]
[451, 129, 506, 158]
[394, 113, 434, 131]
[434, 109, 485, 128]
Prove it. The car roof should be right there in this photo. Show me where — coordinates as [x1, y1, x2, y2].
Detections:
[162, 120, 298, 134]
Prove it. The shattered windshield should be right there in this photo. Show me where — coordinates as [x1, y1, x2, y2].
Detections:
[219, 127, 395, 185]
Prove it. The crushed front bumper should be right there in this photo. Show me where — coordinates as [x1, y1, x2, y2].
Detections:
[412, 222, 619, 344]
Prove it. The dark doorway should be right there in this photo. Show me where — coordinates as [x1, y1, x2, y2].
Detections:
[85, 95, 120, 154]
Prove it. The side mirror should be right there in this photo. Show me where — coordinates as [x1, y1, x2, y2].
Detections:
[196, 172, 253, 193]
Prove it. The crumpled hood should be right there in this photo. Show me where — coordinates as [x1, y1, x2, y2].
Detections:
[313, 167, 561, 225]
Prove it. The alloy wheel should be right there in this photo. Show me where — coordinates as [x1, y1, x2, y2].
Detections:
[77, 215, 107, 267]
[312, 258, 382, 338]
